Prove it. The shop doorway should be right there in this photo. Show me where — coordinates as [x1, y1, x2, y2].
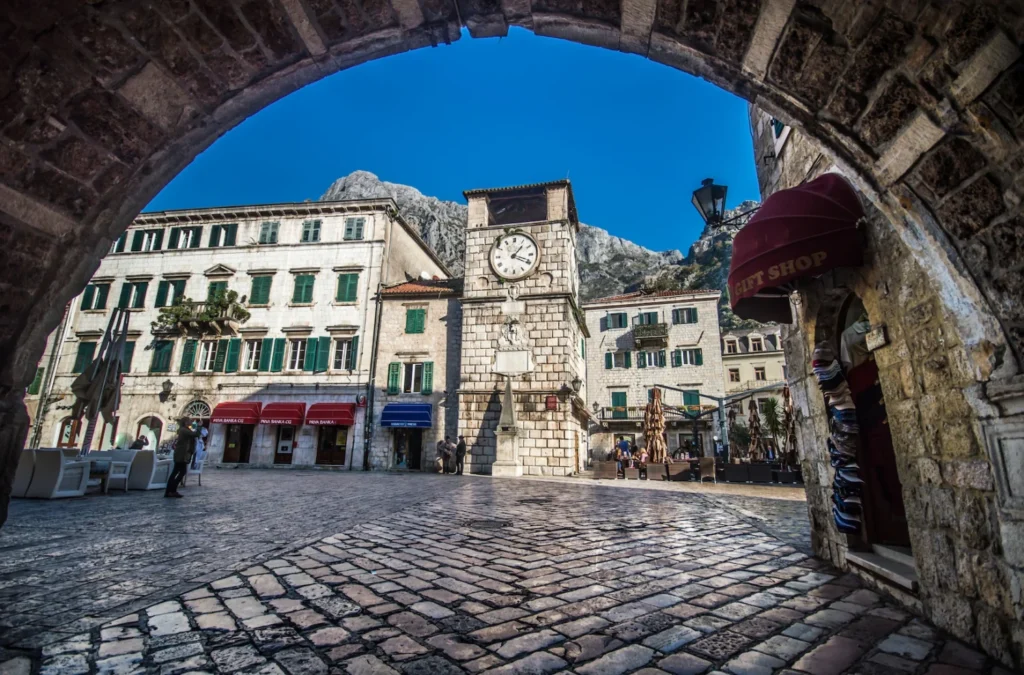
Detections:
[223, 424, 254, 463]
[57, 417, 82, 448]
[135, 416, 163, 449]
[316, 426, 348, 465]
[394, 429, 423, 470]
[274, 426, 295, 465]
[837, 295, 911, 550]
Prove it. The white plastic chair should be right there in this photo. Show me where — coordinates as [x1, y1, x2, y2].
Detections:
[25, 448, 90, 499]
[93, 450, 136, 493]
[127, 450, 173, 490]
[12, 449, 35, 498]
[186, 455, 205, 486]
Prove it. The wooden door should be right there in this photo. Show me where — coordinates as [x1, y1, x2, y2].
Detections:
[223, 424, 241, 463]
[316, 426, 348, 465]
[408, 430, 422, 471]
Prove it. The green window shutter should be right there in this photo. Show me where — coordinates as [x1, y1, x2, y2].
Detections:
[155, 280, 169, 308]
[347, 336, 359, 370]
[637, 351, 647, 369]
[271, 338, 286, 372]
[95, 284, 110, 309]
[81, 285, 96, 311]
[315, 336, 331, 372]
[422, 362, 434, 395]
[612, 392, 627, 407]
[695, 349, 704, 366]
[213, 339, 229, 372]
[122, 341, 136, 372]
[132, 282, 148, 309]
[251, 276, 270, 304]
[225, 338, 242, 373]
[118, 283, 132, 308]
[152, 230, 163, 250]
[180, 339, 197, 374]
[208, 281, 227, 300]
[172, 280, 186, 303]
[599, 316, 608, 331]
[293, 275, 314, 303]
[337, 273, 358, 302]
[303, 337, 318, 372]
[73, 342, 96, 374]
[690, 308, 697, 323]
[114, 232, 127, 253]
[605, 352, 613, 370]
[27, 367, 45, 395]
[387, 362, 401, 394]
[130, 231, 144, 251]
[406, 308, 425, 334]
[168, 228, 181, 249]
[658, 350, 667, 367]
[624, 351, 632, 368]
[224, 223, 237, 246]
[258, 337, 273, 371]
[151, 341, 173, 373]
[683, 390, 700, 407]
[189, 227, 201, 248]
[209, 225, 222, 248]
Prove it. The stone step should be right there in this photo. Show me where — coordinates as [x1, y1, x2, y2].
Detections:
[872, 544, 915, 569]
[846, 550, 919, 593]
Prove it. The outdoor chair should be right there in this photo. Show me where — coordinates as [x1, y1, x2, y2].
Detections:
[95, 450, 136, 493]
[749, 463, 775, 483]
[624, 467, 640, 480]
[699, 457, 717, 484]
[592, 461, 618, 479]
[12, 449, 35, 498]
[127, 450, 173, 490]
[24, 448, 90, 499]
[665, 463, 689, 481]
[185, 455, 205, 486]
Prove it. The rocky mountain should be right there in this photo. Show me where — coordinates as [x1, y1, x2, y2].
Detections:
[319, 171, 758, 326]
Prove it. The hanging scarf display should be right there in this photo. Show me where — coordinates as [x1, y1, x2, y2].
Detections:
[813, 342, 863, 535]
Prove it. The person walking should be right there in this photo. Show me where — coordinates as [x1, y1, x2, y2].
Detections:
[166, 418, 198, 498]
[435, 437, 447, 474]
[455, 435, 467, 475]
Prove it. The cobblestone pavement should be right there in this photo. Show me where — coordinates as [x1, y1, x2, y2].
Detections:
[1, 472, 1011, 675]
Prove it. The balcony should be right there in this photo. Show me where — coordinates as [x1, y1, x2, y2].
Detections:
[725, 379, 785, 394]
[152, 294, 250, 337]
[632, 322, 668, 347]
[597, 404, 717, 422]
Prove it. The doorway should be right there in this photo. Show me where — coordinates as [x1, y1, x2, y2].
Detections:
[57, 417, 81, 448]
[394, 429, 423, 470]
[136, 416, 163, 449]
[316, 426, 348, 465]
[223, 424, 254, 463]
[274, 426, 295, 465]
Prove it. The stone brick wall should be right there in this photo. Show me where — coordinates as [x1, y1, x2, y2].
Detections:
[752, 110, 1024, 668]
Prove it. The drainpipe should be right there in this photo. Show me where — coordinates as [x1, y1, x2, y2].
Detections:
[29, 302, 74, 448]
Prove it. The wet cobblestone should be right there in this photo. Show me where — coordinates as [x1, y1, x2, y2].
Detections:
[0, 471, 1010, 674]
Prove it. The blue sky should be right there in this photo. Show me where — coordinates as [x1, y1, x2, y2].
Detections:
[147, 28, 760, 252]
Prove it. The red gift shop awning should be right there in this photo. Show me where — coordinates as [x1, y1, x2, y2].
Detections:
[260, 402, 306, 426]
[728, 173, 865, 323]
[306, 403, 356, 426]
[210, 401, 262, 424]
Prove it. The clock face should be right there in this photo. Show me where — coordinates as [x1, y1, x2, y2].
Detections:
[490, 233, 541, 280]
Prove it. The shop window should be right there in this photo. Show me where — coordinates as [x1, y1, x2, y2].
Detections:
[136, 415, 163, 448]
[672, 307, 698, 324]
[288, 339, 307, 371]
[755, 366, 766, 381]
[250, 276, 272, 305]
[209, 223, 237, 247]
[729, 368, 741, 383]
[292, 275, 315, 304]
[301, 219, 321, 243]
[258, 221, 279, 245]
[81, 283, 111, 311]
[343, 217, 365, 241]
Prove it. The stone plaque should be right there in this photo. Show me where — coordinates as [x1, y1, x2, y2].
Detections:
[494, 350, 532, 375]
[983, 418, 1024, 517]
[865, 324, 888, 351]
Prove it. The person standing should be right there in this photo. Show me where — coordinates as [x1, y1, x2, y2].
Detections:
[436, 437, 447, 474]
[455, 436, 467, 476]
[166, 418, 198, 498]
[129, 436, 149, 450]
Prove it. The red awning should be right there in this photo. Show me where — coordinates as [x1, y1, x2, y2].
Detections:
[728, 173, 865, 323]
[306, 403, 356, 426]
[260, 402, 306, 426]
[210, 401, 262, 424]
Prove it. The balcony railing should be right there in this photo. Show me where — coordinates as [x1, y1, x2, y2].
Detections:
[633, 322, 669, 345]
[725, 379, 785, 394]
[597, 404, 717, 421]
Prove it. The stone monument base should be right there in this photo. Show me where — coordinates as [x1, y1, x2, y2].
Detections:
[492, 428, 522, 477]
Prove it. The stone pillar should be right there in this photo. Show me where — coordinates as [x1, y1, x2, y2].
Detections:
[0, 391, 30, 527]
[491, 377, 522, 477]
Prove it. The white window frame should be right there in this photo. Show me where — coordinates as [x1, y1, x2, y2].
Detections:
[642, 352, 657, 367]
[141, 230, 160, 252]
[403, 362, 424, 393]
[344, 217, 366, 241]
[259, 222, 279, 245]
[333, 339, 351, 370]
[243, 340, 262, 371]
[680, 349, 700, 366]
[612, 352, 626, 368]
[726, 340, 738, 354]
[288, 339, 306, 371]
[179, 228, 196, 249]
[728, 368, 741, 383]
[301, 220, 321, 243]
[197, 341, 218, 372]
[754, 366, 767, 381]
[750, 338, 764, 352]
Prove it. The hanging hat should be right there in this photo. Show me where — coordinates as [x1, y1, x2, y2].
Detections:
[832, 492, 862, 515]
[833, 507, 861, 533]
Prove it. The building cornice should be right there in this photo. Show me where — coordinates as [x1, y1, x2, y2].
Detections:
[133, 198, 399, 226]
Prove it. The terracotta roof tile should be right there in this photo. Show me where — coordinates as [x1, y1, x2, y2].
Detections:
[381, 279, 461, 296]
[584, 288, 720, 305]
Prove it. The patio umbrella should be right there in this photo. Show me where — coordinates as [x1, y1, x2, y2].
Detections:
[644, 388, 668, 464]
[747, 399, 766, 461]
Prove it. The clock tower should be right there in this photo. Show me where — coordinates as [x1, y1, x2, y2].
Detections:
[457, 180, 589, 476]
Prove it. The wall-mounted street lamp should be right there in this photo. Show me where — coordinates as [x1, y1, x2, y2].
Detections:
[691, 178, 759, 228]
[159, 379, 175, 403]
[571, 376, 583, 394]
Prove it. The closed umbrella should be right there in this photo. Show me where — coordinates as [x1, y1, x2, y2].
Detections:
[644, 388, 667, 464]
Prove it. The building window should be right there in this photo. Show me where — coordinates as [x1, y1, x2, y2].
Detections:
[292, 275, 315, 304]
[404, 363, 424, 393]
[117, 281, 149, 309]
[155, 279, 186, 308]
[758, 399, 769, 414]
[771, 118, 786, 138]
[301, 220, 321, 243]
[726, 340, 738, 354]
[81, 283, 111, 311]
[750, 337, 764, 352]
[336, 273, 359, 302]
[343, 217, 365, 241]
[636, 350, 666, 368]
[149, 340, 174, 373]
[27, 367, 45, 395]
[604, 312, 628, 330]
[122, 341, 136, 372]
[683, 390, 700, 408]
[207, 281, 228, 300]
[111, 232, 127, 254]
[131, 229, 164, 252]
[169, 226, 202, 249]
[405, 308, 426, 334]
[611, 391, 627, 418]
[259, 222, 279, 245]
[288, 339, 307, 371]
[243, 340, 262, 371]
[197, 341, 219, 372]
[636, 311, 660, 325]
[672, 307, 698, 324]
[754, 366, 767, 381]
[729, 368, 741, 383]
[333, 337, 359, 370]
[671, 348, 703, 367]
[209, 223, 237, 247]
[605, 352, 632, 369]
[250, 276, 272, 305]
[72, 342, 97, 374]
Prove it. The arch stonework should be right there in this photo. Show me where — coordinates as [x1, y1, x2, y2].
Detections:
[1, 0, 1024, 642]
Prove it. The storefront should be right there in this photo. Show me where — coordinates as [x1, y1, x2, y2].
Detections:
[307, 403, 356, 466]
[210, 402, 261, 464]
[259, 402, 306, 465]
[380, 403, 432, 470]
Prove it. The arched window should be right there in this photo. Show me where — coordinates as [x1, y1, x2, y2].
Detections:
[56, 417, 81, 448]
[181, 400, 212, 419]
[136, 416, 163, 449]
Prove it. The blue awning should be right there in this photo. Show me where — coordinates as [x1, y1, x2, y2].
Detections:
[380, 403, 433, 428]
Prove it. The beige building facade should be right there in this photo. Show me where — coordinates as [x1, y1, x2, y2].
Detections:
[457, 181, 589, 477]
[32, 199, 448, 471]
[584, 289, 725, 460]
[722, 327, 787, 413]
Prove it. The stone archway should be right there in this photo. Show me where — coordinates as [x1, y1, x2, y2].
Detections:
[1, 3, 1021, 507]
